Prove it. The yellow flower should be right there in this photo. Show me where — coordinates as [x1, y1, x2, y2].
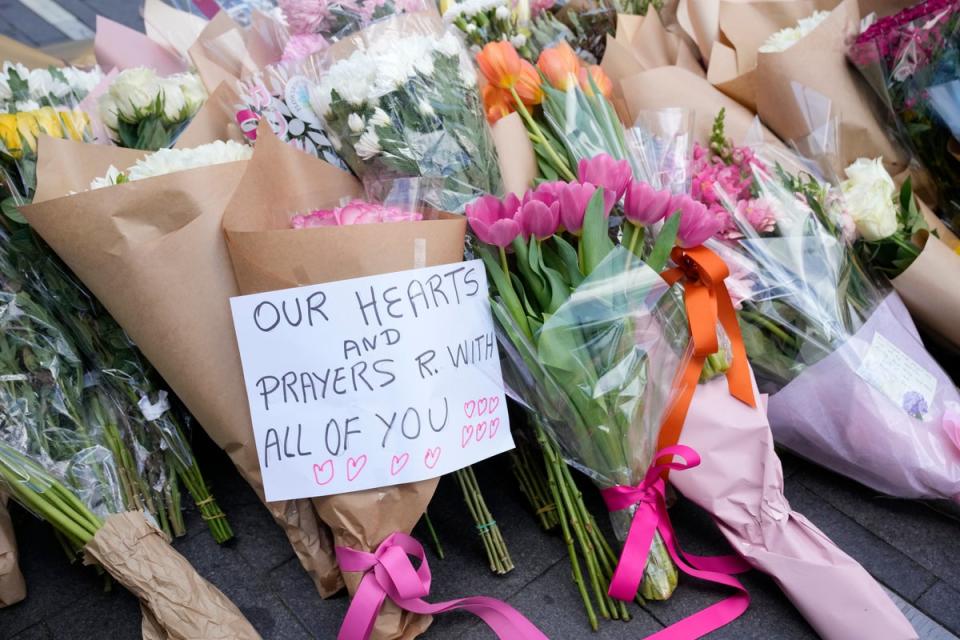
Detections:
[16, 112, 40, 154]
[60, 109, 88, 141]
[0, 114, 21, 158]
[33, 107, 64, 140]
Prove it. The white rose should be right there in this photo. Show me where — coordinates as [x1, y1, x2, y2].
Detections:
[177, 72, 206, 114]
[160, 80, 188, 123]
[110, 67, 161, 119]
[99, 93, 120, 131]
[347, 113, 365, 132]
[841, 157, 899, 241]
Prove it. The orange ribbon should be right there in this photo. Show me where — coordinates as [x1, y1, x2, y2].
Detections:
[656, 245, 756, 453]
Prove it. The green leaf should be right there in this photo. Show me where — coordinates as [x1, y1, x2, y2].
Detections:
[479, 245, 531, 338]
[1, 197, 26, 225]
[551, 236, 584, 287]
[580, 189, 614, 276]
[514, 236, 548, 312]
[646, 212, 680, 273]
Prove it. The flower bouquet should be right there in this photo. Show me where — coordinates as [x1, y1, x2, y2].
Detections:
[850, 0, 960, 232]
[310, 12, 502, 213]
[0, 61, 102, 113]
[0, 495, 24, 607]
[22, 136, 345, 600]
[231, 54, 348, 168]
[278, 0, 431, 44]
[693, 110, 960, 504]
[98, 67, 207, 150]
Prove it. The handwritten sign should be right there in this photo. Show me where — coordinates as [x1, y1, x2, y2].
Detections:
[230, 260, 513, 501]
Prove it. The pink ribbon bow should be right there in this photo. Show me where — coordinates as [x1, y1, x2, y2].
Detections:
[601, 445, 751, 639]
[335, 532, 549, 640]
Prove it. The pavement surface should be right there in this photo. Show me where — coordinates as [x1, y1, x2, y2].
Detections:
[2, 2, 960, 639]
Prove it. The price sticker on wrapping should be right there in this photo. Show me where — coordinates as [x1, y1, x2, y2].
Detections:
[230, 260, 514, 501]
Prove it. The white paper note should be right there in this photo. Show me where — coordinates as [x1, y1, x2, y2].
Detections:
[230, 259, 513, 501]
[857, 332, 937, 422]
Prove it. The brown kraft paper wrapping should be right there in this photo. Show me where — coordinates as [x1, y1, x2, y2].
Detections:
[491, 112, 536, 196]
[174, 82, 247, 149]
[0, 494, 25, 607]
[83, 512, 259, 639]
[892, 232, 960, 349]
[22, 136, 343, 598]
[223, 127, 468, 639]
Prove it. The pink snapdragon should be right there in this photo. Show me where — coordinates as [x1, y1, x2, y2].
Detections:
[291, 200, 423, 228]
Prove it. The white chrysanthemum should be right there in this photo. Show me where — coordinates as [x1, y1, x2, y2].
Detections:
[347, 113, 365, 132]
[88, 141, 253, 189]
[61, 66, 104, 95]
[841, 157, 898, 241]
[418, 98, 435, 118]
[759, 10, 829, 53]
[14, 99, 40, 112]
[436, 32, 463, 57]
[355, 128, 381, 159]
[370, 108, 391, 127]
[107, 67, 162, 119]
[89, 165, 124, 190]
[495, 5, 510, 19]
[510, 34, 527, 48]
[0, 76, 10, 103]
[28, 68, 70, 100]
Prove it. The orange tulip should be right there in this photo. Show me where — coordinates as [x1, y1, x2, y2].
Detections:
[514, 60, 543, 106]
[482, 84, 514, 124]
[537, 42, 581, 91]
[477, 41, 523, 90]
[579, 65, 614, 99]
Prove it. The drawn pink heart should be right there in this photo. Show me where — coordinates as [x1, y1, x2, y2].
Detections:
[477, 397, 489, 416]
[461, 424, 474, 448]
[489, 417, 501, 439]
[475, 421, 488, 441]
[390, 453, 410, 476]
[464, 400, 477, 418]
[488, 396, 500, 415]
[346, 455, 367, 482]
[424, 447, 442, 469]
[312, 460, 334, 486]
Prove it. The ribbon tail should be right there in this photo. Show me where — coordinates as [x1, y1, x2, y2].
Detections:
[338, 573, 388, 640]
[716, 281, 756, 408]
[395, 595, 550, 640]
[608, 503, 659, 601]
[656, 352, 706, 452]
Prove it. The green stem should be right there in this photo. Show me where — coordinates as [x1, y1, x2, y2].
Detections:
[508, 86, 576, 182]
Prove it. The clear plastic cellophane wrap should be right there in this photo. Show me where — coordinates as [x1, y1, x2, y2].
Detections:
[311, 11, 503, 213]
[166, 0, 280, 26]
[849, 0, 960, 233]
[707, 133, 960, 502]
[492, 244, 696, 588]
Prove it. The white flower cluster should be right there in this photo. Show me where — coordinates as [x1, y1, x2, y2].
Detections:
[310, 31, 466, 117]
[98, 67, 206, 131]
[442, 0, 509, 22]
[759, 10, 830, 53]
[841, 157, 899, 241]
[89, 140, 253, 190]
[0, 62, 104, 113]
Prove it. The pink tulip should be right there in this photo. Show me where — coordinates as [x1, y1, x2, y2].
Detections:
[558, 182, 597, 233]
[672, 194, 723, 248]
[623, 181, 671, 226]
[466, 193, 522, 248]
[577, 154, 631, 209]
[516, 199, 560, 240]
[526, 181, 566, 207]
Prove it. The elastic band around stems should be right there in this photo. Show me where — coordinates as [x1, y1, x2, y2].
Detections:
[476, 520, 498, 534]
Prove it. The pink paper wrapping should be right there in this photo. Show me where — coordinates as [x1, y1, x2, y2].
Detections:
[674, 376, 918, 640]
[767, 293, 960, 502]
[94, 16, 187, 75]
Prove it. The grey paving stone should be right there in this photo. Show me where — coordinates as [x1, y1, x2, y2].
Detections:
[917, 581, 960, 636]
[268, 556, 349, 637]
[10, 623, 52, 640]
[46, 587, 142, 640]
[229, 500, 298, 573]
[796, 466, 960, 594]
[886, 587, 960, 640]
[784, 480, 937, 602]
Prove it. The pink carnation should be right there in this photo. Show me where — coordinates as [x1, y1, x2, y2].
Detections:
[734, 198, 778, 235]
[290, 200, 423, 228]
[279, 0, 331, 35]
[282, 33, 329, 62]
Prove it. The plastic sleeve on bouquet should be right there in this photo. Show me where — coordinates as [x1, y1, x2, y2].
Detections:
[767, 293, 960, 502]
[22, 136, 344, 598]
[0, 495, 25, 607]
[222, 127, 467, 639]
[673, 377, 918, 640]
[83, 512, 259, 639]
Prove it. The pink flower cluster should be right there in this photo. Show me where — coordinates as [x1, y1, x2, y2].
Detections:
[279, 0, 428, 37]
[851, 0, 957, 68]
[290, 200, 423, 228]
[466, 154, 721, 249]
[690, 142, 775, 239]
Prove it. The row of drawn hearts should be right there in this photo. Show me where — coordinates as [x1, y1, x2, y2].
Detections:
[461, 418, 501, 448]
[464, 396, 500, 418]
[312, 447, 443, 486]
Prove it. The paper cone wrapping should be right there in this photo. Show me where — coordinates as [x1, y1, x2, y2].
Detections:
[94, 16, 187, 75]
[143, 0, 209, 61]
[676, 0, 721, 63]
[767, 293, 960, 501]
[223, 128, 468, 639]
[893, 234, 960, 348]
[22, 136, 343, 598]
[674, 378, 918, 640]
[189, 12, 261, 94]
[83, 512, 259, 639]
[0, 495, 25, 607]
[491, 113, 536, 196]
[618, 66, 780, 147]
[175, 83, 247, 148]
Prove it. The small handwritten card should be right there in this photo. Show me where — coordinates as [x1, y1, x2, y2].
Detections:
[231, 260, 513, 501]
[856, 332, 937, 422]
